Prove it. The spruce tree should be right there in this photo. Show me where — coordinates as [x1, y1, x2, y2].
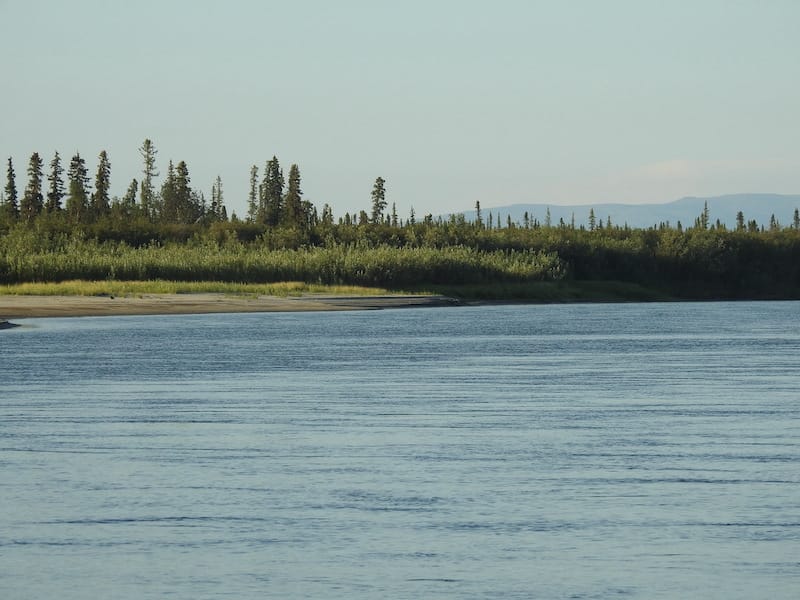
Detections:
[122, 178, 138, 209]
[20, 152, 44, 222]
[139, 139, 158, 217]
[370, 176, 386, 224]
[210, 177, 219, 218]
[736, 210, 745, 231]
[160, 160, 177, 222]
[247, 165, 258, 222]
[216, 176, 227, 221]
[174, 161, 193, 222]
[769, 214, 778, 231]
[793, 208, 800, 230]
[45, 151, 65, 213]
[588, 208, 596, 231]
[284, 164, 304, 228]
[210, 175, 226, 220]
[257, 164, 267, 222]
[700, 201, 710, 229]
[91, 150, 111, 218]
[66, 153, 90, 221]
[4, 157, 19, 221]
[263, 157, 284, 226]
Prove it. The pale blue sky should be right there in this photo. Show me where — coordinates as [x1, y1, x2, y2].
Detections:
[1, 0, 798, 218]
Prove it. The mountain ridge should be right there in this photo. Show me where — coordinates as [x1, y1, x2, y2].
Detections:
[456, 193, 800, 229]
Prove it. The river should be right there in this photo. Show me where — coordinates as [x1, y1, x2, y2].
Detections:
[1, 302, 798, 599]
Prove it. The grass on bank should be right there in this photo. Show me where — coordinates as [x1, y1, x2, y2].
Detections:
[0, 280, 399, 298]
[0, 278, 677, 303]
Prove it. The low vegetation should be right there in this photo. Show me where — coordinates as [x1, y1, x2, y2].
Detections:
[1, 220, 798, 301]
[0, 280, 396, 298]
[0, 229, 564, 289]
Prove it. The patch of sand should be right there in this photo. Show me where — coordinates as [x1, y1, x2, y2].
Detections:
[0, 293, 459, 320]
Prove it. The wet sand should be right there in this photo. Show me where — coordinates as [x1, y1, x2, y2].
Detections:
[0, 293, 460, 320]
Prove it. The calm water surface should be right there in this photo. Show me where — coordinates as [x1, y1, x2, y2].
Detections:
[1, 302, 798, 599]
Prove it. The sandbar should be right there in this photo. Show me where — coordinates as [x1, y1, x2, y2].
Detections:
[0, 293, 460, 320]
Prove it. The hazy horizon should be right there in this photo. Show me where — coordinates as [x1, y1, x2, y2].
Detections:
[2, 1, 798, 219]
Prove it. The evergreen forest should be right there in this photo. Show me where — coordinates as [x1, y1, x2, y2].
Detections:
[2, 140, 800, 300]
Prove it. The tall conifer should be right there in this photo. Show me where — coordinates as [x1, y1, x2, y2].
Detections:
[210, 175, 227, 220]
[123, 178, 138, 209]
[21, 152, 44, 221]
[284, 164, 303, 228]
[370, 176, 387, 224]
[736, 211, 745, 231]
[160, 160, 177, 222]
[4, 157, 19, 220]
[700, 201, 710, 229]
[91, 150, 111, 218]
[263, 156, 284, 226]
[139, 139, 158, 217]
[247, 165, 258, 222]
[46, 151, 65, 213]
[174, 160, 193, 222]
[67, 153, 90, 222]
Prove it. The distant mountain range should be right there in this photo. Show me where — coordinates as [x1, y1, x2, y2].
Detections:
[456, 194, 800, 229]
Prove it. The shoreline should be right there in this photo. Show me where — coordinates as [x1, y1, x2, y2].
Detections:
[0, 293, 460, 320]
[2, 283, 797, 323]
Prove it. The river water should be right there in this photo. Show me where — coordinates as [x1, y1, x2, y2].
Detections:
[1, 302, 798, 599]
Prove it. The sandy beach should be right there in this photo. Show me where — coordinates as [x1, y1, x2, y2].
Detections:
[0, 293, 459, 320]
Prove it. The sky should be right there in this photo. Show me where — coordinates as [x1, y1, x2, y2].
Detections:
[1, 0, 799, 219]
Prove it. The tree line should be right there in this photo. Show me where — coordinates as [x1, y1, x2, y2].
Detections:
[1, 139, 799, 298]
[3, 138, 800, 234]
[1, 141, 229, 227]
[0, 140, 393, 232]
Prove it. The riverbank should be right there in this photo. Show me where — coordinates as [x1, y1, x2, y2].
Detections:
[0, 280, 663, 320]
[2, 279, 796, 321]
[0, 293, 459, 319]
